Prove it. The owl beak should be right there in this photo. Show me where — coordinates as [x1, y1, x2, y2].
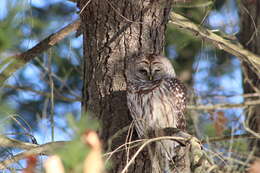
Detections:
[149, 75, 153, 81]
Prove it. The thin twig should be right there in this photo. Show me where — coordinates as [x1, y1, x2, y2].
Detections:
[105, 139, 144, 164]
[197, 93, 260, 99]
[201, 134, 255, 144]
[120, 136, 188, 173]
[79, 0, 92, 14]
[187, 99, 260, 110]
[3, 84, 81, 102]
[34, 57, 80, 98]
[243, 119, 260, 139]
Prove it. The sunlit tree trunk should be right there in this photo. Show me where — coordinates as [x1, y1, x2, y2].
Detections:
[77, 0, 175, 172]
[239, 0, 260, 157]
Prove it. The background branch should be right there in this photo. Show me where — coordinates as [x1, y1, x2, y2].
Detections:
[0, 135, 37, 150]
[0, 140, 66, 170]
[0, 20, 80, 86]
[169, 12, 260, 75]
[187, 99, 260, 110]
[201, 134, 255, 144]
[3, 84, 81, 102]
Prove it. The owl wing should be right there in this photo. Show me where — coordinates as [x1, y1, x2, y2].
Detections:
[164, 78, 187, 130]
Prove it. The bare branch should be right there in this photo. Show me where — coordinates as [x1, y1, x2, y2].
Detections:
[201, 134, 255, 144]
[169, 12, 260, 75]
[0, 135, 37, 150]
[3, 84, 81, 102]
[188, 99, 260, 110]
[120, 136, 188, 173]
[197, 93, 260, 99]
[0, 140, 67, 170]
[0, 20, 80, 86]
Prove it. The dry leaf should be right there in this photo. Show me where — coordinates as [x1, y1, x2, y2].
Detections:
[22, 155, 37, 173]
[214, 111, 228, 136]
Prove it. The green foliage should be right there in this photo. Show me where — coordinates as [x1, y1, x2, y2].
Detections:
[67, 113, 100, 135]
[173, 0, 213, 23]
[203, 123, 216, 137]
[0, 93, 16, 132]
[59, 138, 90, 172]
[231, 139, 248, 152]
[0, 111, 13, 130]
[0, 7, 21, 52]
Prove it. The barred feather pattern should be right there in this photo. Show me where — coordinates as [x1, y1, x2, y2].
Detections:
[127, 78, 187, 172]
[126, 54, 187, 173]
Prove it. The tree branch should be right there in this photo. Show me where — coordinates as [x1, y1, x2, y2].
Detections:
[0, 135, 37, 150]
[0, 139, 67, 170]
[3, 84, 81, 102]
[187, 99, 260, 110]
[201, 134, 255, 144]
[0, 20, 81, 86]
[169, 12, 260, 75]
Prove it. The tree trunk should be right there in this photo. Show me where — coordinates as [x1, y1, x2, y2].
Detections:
[239, 0, 260, 157]
[78, 0, 174, 172]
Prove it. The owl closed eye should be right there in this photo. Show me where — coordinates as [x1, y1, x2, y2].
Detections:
[127, 54, 176, 83]
[138, 68, 148, 75]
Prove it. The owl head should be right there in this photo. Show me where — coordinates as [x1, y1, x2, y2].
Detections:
[126, 53, 176, 83]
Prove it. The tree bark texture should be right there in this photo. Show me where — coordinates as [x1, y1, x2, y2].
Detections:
[78, 0, 174, 172]
[239, 0, 260, 157]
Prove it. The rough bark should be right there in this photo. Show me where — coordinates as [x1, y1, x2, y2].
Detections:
[239, 0, 260, 157]
[78, 0, 173, 172]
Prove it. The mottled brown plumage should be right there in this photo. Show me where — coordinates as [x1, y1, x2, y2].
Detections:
[126, 53, 187, 173]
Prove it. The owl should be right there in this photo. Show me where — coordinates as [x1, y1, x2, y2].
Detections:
[126, 53, 187, 173]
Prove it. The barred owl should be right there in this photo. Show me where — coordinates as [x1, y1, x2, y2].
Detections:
[126, 53, 187, 173]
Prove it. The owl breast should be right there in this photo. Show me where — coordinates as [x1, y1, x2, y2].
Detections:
[127, 78, 186, 138]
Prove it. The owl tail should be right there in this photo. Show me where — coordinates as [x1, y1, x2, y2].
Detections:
[149, 140, 180, 173]
[149, 152, 165, 173]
